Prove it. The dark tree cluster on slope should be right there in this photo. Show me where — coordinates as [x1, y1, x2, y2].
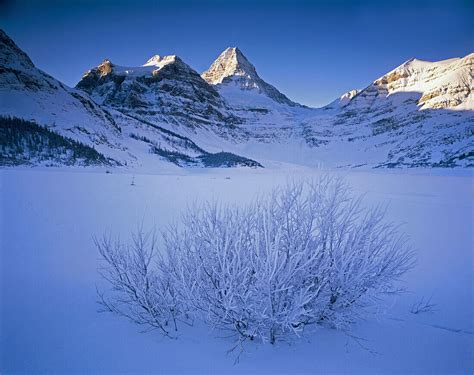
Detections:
[150, 145, 262, 168]
[198, 152, 262, 168]
[0, 116, 114, 166]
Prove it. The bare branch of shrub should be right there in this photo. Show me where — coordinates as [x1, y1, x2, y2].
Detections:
[96, 176, 415, 348]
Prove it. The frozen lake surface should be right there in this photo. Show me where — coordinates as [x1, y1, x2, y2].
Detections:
[1, 166, 472, 374]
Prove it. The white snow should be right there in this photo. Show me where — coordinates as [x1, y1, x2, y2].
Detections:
[3, 25, 472, 169]
[110, 55, 180, 75]
[217, 80, 289, 107]
[1, 166, 472, 374]
[142, 54, 178, 68]
[372, 53, 474, 111]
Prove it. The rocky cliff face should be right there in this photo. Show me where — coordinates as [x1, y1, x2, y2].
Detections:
[77, 54, 239, 132]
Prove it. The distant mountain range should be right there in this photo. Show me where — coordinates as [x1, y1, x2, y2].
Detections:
[1, 29, 472, 169]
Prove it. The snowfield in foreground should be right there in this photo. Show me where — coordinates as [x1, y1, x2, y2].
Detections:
[1, 167, 472, 374]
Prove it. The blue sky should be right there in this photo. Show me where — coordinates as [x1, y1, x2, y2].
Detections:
[1, 0, 473, 107]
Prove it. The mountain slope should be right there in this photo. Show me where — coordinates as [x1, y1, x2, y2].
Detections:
[0, 116, 113, 166]
[348, 54, 474, 111]
[1, 29, 471, 169]
[201, 47, 314, 143]
[301, 54, 474, 168]
[76, 55, 239, 135]
[0, 29, 125, 159]
[324, 89, 360, 109]
[0, 30, 261, 169]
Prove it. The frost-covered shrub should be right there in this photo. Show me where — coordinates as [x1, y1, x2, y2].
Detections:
[97, 177, 414, 347]
[96, 231, 180, 337]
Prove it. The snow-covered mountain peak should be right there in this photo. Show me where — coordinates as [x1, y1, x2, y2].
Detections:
[0, 29, 128, 165]
[91, 59, 113, 77]
[76, 52, 235, 130]
[202, 47, 301, 107]
[81, 54, 190, 81]
[346, 52, 474, 111]
[2, 27, 472, 169]
[143, 54, 181, 68]
[202, 47, 258, 85]
[0, 28, 35, 71]
[143, 54, 162, 66]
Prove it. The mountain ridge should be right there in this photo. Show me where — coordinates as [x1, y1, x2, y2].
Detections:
[1, 29, 472, 169]
[76, 53, 239, 133]
[0, 29, 260, 169]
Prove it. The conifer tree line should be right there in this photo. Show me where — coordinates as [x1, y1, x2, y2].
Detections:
[0, 116, 113, 166]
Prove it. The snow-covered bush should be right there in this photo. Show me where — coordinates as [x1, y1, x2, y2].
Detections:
[96, 230, 181, 338]
[97, 177, 414, 347]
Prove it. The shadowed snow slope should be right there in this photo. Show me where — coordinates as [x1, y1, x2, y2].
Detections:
[0, 30, 124, 155]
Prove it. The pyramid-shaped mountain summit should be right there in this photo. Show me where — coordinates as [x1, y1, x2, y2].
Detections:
[202, 47, 301, 107]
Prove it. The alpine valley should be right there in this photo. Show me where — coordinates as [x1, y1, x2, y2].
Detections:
[1, 29, 473, 170]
